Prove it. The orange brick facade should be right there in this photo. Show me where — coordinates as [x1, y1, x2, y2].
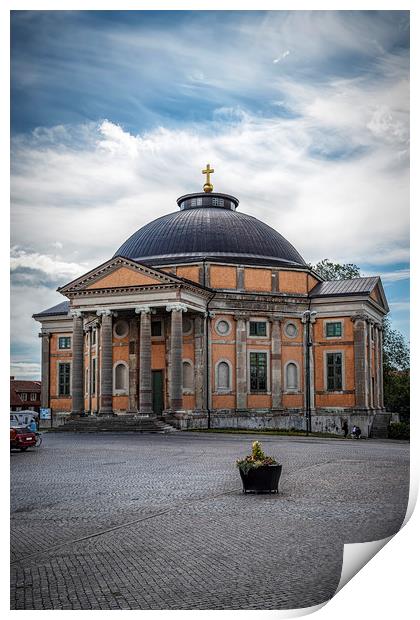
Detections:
[36, 259, 387, 424]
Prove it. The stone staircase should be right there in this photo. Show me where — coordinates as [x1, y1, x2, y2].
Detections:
[369, 413, 392, 439]
[55, 415, 178, 434]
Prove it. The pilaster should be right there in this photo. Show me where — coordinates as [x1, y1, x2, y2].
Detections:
[351, 313, 369, 410]
[270, 315, 283, 410]
[234, 313, 248, 410]
[38, 332, 51, 409]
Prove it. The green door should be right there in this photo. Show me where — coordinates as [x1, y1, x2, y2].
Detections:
[152, 370, 164, 415]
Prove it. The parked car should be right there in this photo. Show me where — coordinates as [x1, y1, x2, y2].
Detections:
[10, 427, 37, 451]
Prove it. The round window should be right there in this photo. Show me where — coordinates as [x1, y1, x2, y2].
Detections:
[216, 320, 230, 336]
[285, 322, 298, 338]
[114, 320, 128, 338]
[182, 317, 193, 334]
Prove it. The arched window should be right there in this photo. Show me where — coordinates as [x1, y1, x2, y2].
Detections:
[183, 361, 193, 391]
[286, 362, 298, 390]
[115, 362, 127, 391]
[217, 361, 230, 390]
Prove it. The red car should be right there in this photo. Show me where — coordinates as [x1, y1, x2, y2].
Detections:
[10, 427, 37, 451]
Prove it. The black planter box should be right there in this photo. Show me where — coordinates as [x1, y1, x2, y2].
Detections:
[239, 464, 282, 494]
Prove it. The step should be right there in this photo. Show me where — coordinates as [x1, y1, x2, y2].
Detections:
[56, 415, 178, 433]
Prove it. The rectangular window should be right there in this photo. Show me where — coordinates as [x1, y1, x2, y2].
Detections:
[151, 321, 162, 337]
[326, 322, 342, 338]
[326, 353, 343, 391]
[30, 393, 37, 401]
[249, 321, 267, 337]
[211, 197, 224, 206]
[250, 352, 267, 392]
[91, 358, 96, 395]
[58, 336, 71, 349]
[20, 392, 27, 401]
[58, 362, 71, 396]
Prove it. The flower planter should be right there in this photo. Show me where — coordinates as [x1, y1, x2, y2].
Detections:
[239, 464, 282, 494]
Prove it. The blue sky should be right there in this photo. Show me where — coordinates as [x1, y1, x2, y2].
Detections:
[10, 10, 410, 378]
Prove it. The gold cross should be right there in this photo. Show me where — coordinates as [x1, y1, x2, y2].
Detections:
[202, 163, 214, 193]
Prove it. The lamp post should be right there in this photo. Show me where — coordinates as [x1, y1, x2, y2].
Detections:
[302, 310, 317, 436]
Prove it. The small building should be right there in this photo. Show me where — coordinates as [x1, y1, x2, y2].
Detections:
[33, 168, 389, 435]
[10, 377, 41, 413]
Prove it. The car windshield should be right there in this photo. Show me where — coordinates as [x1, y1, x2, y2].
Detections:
[15, 427, 34, 435]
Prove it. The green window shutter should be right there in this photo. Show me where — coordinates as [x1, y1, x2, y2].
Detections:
[326, 322, 342, 337]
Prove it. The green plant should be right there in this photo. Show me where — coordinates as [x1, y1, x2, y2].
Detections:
[236, 440, 278, 474]
[388, 421, 410, 440]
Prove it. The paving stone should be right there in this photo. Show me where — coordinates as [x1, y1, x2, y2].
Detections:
[10, 432, 409, 610]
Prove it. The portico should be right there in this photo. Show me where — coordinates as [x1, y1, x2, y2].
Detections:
[56, 256, 211, 417]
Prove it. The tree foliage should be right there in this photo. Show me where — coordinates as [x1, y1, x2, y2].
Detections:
[310, 258, 361, 281]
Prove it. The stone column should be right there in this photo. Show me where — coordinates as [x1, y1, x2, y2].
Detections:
[38, 332, 51, 409]
[127, 317, 139, 413]
[194, 315, 205, 411]
[70, 310, 84, 416]
[373, 323, 380, 410]
[367, 320, 373, 408]
[378, 324, 385, 409]
[352, 314, 369, 410]
[85, 326, 92, 415]
[135, 306, 155, 415]
[270, 316, 283, 410]
[94, 321, 100, 414]
[234, 313, 248, 410]
[97, 309, 114, 415]
[166, 303, 187, 411]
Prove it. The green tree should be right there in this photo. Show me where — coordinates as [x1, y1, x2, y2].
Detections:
[310, 259, 410, 415]
[310, 258, 361, 280]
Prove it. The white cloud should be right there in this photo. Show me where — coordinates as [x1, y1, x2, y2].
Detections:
[366, 269, 410, 283]
[273, 51, 290, 63]
[11, 247, 87, 279]
[10, 361, 41, 379]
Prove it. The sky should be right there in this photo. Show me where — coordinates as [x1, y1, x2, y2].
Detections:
[10, 10, 410, 380]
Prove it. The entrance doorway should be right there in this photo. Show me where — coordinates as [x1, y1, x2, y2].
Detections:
[152, 370, 164, 415]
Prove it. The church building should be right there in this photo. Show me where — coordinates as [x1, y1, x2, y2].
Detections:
[33, 166, 389, 435]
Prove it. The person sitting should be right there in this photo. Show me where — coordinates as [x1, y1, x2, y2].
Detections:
[351, 425, 362, 439]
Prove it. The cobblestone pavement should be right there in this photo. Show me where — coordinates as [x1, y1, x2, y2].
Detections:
[10, 432, 409, 610]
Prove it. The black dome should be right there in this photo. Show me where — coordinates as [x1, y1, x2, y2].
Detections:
[114, 193, 306, 268]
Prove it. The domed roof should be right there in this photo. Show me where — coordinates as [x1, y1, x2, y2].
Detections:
[114, 191, 306, 268]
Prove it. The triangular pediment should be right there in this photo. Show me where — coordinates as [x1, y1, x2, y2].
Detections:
[58, 256, 191, 295]
[369, 279, 389, 313]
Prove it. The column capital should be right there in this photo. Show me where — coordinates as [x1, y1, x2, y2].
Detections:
[233, 312, 248, 321]
[70, 309, 83, 319]
[135, 305, 156, 315]
[268, 314, 283, 323]
[96, 308, 117, 317]
[166, 303, 188, 313]
[38, 331, 51, 339]
[351, 312, 369, 323]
